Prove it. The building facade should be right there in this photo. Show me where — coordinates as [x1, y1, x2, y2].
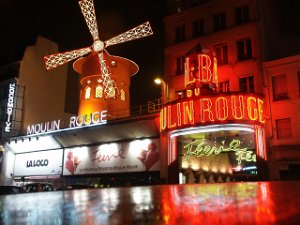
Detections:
[0, 36, 70, 142]
[0, 36, 71, 185]
[163, 0, 300, 182]
[263, 55, 300, 180]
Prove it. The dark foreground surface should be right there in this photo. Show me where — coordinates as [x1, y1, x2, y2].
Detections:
[1, 181, 300, 225]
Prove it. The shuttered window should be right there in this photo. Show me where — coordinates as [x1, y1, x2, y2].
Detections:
[276, 118, 292, 139]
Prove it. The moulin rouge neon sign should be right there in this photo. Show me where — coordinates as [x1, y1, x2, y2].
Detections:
[160, 50, 266, 131]
[27, 110, 107, 135]
[160, 94, 265, 132]
[183, 139, 256, 164]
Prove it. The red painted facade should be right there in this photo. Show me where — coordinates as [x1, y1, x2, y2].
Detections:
[163, 0, 300, 181]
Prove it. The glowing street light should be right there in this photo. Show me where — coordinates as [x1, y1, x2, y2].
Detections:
[154, 78, 168, 104]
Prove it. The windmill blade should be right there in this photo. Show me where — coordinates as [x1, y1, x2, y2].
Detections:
[79, 0, 99, 41]
[97, 52, 117, 98]
[105, 21, 153, 47]
[44, 47, 91, 70]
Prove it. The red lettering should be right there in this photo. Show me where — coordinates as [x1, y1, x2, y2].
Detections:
[257, 98, 265, 123]
[184, 53, 217, 87]
[160, 108, 167, 131]
[198, 54, 212, 82]
[167, 105, 176, 129]
[186, 89, 193, 97]
[231, 95, 245, 120]
[194, 88, 200, 96]
[247, 97, 258, 121]
[215, 97, 228, 121]
[183, 101, 194, 125]
[159, 94, 265, 132]
[177, 103, 182, 126]
[200, 98, 214, 122]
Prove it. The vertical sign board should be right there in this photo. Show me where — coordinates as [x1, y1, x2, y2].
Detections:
[0, 150, 3, 173]
[14, 149, 63, 176]
[2, 81, 16, 136]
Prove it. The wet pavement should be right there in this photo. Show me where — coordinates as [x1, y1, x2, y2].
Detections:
[1, 181, 300, 225]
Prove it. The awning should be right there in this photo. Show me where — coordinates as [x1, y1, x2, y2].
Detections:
[5, 114, 159, 154]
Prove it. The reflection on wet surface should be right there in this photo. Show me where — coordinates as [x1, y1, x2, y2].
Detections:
[1, 182, 300, 224]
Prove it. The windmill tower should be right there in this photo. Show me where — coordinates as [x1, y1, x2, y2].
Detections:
[44, 0, 153, 119]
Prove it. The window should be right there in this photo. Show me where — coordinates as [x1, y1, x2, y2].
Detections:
[236, 38, 252, 61]
[213, 12, 226, 32]
[120, 89, 126, 101]
[239, 76, 254, 92]
[276, 118, 292, 139]
[84, 86, 91, 100]
[272, 75, 288, 100]
[214, 44, 228, 65]
[219, 80, 230, 93]
[175, 25, 185, 43]
[176, 56, 185, 75]
[235, 5, 249, 25]
[193, 20, 204, 37]
[95, 85, 103, 98]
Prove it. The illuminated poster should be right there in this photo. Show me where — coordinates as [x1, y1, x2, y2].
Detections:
[63, 139, 160, 175]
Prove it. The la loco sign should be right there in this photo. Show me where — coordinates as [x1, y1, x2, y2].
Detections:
[160, 93, 265, 132]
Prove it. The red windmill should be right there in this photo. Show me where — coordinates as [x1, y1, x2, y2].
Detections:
[44, 0, 153, 117]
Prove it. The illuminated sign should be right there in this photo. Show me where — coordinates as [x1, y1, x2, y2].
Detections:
[27, 120, 61, 135]
[63, 139, 160, 175]
[160, 94, 265, 132]
[27, 110, 107, 135]
[4, 82, 16, 133]
[183, 139, 256, 165]
[69, 110, 107, 128]
[14, 149, 63, 176]
[26, 159, 49, 167]
[185, 52, 218, 88]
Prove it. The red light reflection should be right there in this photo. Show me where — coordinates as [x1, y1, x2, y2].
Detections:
[1, 182, 300, 225]
[160, 182, 299, 225]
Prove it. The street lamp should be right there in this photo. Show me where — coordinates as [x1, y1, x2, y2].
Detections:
[154, 78, 168, 104]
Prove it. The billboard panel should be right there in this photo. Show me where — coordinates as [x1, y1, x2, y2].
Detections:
[63, 139, 160, 175]
[14, 149, 63, 176]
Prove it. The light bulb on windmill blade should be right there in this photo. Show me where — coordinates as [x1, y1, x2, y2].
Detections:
[43, 0, 153, 100]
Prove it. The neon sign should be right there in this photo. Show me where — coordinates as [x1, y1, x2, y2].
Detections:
[69, 111, 107, 128]
[160, 94, 265, 132]
[5, 82, 16, 133]
[27, 120, 60, 135]
[27, 110, 107, 135]
[183, 139, 256, 164]
[185, 52, 218, 88]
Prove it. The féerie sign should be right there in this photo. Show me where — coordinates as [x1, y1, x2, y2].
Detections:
[183, 139, 256, 164]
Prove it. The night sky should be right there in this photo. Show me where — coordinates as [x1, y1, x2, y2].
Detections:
[0, 0, 165, 106]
